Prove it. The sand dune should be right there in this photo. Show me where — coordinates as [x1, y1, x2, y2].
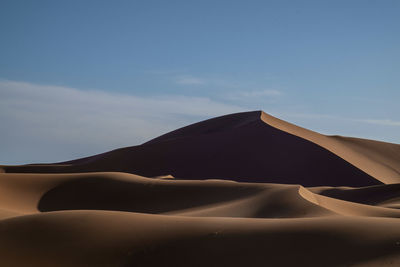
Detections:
[4, 111, 386, 186]
[1, 111, 400, 266]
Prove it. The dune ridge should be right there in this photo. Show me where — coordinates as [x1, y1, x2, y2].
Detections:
[1, 110, 400, 266]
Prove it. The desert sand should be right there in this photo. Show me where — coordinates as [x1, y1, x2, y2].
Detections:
[1, 110, 400, 266]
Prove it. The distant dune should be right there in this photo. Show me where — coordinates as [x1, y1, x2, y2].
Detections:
[1, 111, 400, 266]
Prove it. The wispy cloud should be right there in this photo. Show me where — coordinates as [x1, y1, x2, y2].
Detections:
[358, 119, 400, 127]
[0, 80, 244, 164]
[175, 75, 205, 85]
[237, 89, 282, 97]
[225, 89, 283, 102]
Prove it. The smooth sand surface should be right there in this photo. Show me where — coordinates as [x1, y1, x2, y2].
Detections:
[2, 111, 400, 266]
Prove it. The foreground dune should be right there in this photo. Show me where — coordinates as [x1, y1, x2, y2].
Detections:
[1, 111, 400, 266]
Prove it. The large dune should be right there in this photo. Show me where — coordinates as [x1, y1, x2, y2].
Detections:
[1, 111, 400, 266]
[6, 111, 400, 186]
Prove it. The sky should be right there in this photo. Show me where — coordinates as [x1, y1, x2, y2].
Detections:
[1, 0, 399, 164]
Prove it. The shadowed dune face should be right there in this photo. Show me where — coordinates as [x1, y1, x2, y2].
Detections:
[38, 175, 263, 215]
[2, 111, 400, 266]
[3, 111, 382, 187]
[312, 183, 400, 205]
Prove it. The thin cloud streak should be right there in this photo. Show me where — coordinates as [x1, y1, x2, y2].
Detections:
[224, 89, 283, 103]
[359, 119, 400, 127]
[241, 90, 282, 97]
[175, 75, 205, 85]
[235, 89, 282, 98]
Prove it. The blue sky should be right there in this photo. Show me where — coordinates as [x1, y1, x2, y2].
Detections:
[1, 0, 399, 164]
